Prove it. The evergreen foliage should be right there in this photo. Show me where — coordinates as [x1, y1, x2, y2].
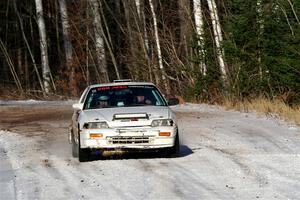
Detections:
[222, 0, 300, 104]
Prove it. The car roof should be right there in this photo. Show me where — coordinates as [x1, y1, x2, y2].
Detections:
[88, 81, 156, 89]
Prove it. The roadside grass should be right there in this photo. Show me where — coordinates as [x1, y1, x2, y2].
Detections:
[222, 97, 300, 126]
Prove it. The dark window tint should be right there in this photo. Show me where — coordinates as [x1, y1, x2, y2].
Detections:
[84, 85, 166, 109]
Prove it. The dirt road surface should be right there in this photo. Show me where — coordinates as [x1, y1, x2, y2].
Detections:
[0, 101, 299, 200]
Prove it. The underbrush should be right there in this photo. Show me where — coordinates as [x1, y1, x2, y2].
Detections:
[0, 86, 71, 101]
[222, 97, 300, 126]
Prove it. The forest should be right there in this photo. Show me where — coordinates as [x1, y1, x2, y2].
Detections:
[0, 0, 300, 105]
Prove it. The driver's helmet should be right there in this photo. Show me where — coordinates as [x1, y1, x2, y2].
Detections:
[96, 95, 109, 108]
[99, 95, 109, 101]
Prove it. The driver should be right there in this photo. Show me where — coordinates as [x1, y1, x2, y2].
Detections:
[134, 93, 152, 105]
[96, 95, 109, 108]
[136, 95, 145, 103]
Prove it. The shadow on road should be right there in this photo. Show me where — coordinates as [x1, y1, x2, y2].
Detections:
[85, 145, 194, 162]
[179, 145, 194, 157]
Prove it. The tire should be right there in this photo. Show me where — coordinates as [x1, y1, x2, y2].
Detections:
[168, 132, 180, 157]
[160, 132, 180, 158]
[78, 133, 90, 162]
[71, 132, 78, 158]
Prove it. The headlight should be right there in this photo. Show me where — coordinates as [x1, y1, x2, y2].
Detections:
[84, 122, 109, 129]
[151, 119, 174, 127]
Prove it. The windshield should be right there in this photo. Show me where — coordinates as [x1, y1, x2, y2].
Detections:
[83, 85, 167, 109]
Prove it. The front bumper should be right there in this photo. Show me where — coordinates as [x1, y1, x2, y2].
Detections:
[80, 126, 177, 149]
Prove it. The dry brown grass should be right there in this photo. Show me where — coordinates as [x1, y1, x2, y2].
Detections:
[222, 97, 300, 126]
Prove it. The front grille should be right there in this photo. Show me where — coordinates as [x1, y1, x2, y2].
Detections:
[107, 136, 150, 144]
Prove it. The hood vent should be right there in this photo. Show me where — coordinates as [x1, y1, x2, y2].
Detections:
[113, 113, 149, 121]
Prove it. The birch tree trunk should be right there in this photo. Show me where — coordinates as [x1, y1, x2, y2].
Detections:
[134, 0, 152, 81]
[35, 0, 51, 93]
[207, 0, 227, 84]
[139, 1, 151, 56]
[256, 0, 263, 80]
[135, 0, 141, 19]
[149, 0, 170, 94]
[14, 0, 44, 92]
[58, 0, 77, 96]
[141, 1, 152, 81]
[179, 0, 192, 62]
[193, 0, 207, 75]
[90, 0, 109, 83]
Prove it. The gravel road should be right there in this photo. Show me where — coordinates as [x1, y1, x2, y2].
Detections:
[0, 102, 299, 200]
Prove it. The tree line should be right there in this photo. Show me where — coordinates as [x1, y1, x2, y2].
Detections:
[0, 0, 299, 104]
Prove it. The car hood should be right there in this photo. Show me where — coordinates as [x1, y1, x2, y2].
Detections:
[79, 106, 171, 128]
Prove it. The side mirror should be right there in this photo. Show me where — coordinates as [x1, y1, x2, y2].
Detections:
[72, 103, 83, 110]
[167, 98, 179, 106]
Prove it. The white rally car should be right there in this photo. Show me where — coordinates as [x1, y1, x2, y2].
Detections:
[69, 80, 180, 162]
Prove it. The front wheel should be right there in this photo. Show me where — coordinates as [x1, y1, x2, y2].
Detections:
[169, 133, 180, 157]
[160, 133, 180, 158]
[78, 135, 90, 162]
[79, 148, 90, 162]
